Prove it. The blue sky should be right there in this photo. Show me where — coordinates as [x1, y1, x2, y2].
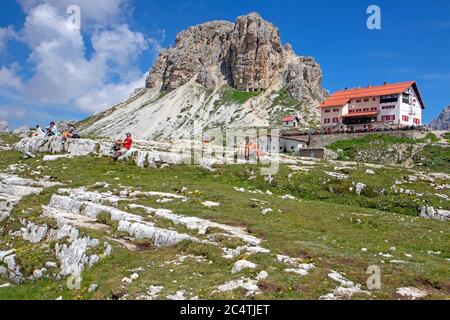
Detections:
[0, 0, 449, 129]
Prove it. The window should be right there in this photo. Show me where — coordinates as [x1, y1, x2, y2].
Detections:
[333, 118, 339, 123]
[333, 108, 340, 113]
[324, 109, 331, 113]
[356, 109, 362, 112]
[413, 118, 421, 125]
[380, 94, 398, 104]
[402, 94, 410, 104]
[373, 98, 377, 101]
[356, 100, 362, 103]
[349, 109, 354, 113]
[382, 115, 395, 122]
[382, 105, 395, 110]
[402, 115, 409, 122]
[363, 108, 369, 112]
[371, 107, 378, 111]
[364, 99, 369, 102]
[324, 118, 331, 124]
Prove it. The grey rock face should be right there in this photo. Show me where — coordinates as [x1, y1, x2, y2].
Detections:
[13, 126, 31, 138]
[55, 236, 100, 277]
[420, 206, 450, 221]
[81, 13, 327, 140]
[430, 106, 450, 130]
[146, 21, 233, 91]
[145, 12, 325, 101]
[0, 250, 24, 284]
[21, 222, 48, 244]
[0, 173, 60, 222]
[227, 13, 283, 91]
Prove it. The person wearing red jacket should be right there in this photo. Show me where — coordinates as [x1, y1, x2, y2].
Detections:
[113, 133, 133, 161]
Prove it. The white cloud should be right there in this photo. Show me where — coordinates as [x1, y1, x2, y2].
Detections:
[0, 26, 18, 52]
[0, 1, 163, 118]
[0, 105, 27, 120]
[0, 64, 23, 90]
[22, 4, 85, 49]
[6, 2, 160, 115]
[91, 24, 148, 80]
[21, 4, 105, 103]
[18, 0, 128, 27]
[74, 73, 147, 112]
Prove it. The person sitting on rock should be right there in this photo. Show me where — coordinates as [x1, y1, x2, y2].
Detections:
[47, 121, 60, 137]
[62, 124, 80, 141]
[34, 125, 46, 138]
[112, 133, 133, 161]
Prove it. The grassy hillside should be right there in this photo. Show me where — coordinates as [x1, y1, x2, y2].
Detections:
[0, 147, 448, 300]
[328, 134, 450, 172]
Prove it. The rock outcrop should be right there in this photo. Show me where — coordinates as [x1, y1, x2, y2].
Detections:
[13, 126, 31, 139]
[0, 173, 61, 222]
[81, 13, 326, 141]
[226, 13, 283, 92]
[430, 106, 450, 130]
[146, 13, 324, 98]
[420, 206, 450, 221]
[146, 21, 233, 91]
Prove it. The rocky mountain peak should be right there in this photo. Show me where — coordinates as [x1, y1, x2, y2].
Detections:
[82, 13, 326, 141]
[227, 12, 283, 91]
[430, 106, 450, 130]
[145, 12, 325, 101]
[145, 20, 233, 91]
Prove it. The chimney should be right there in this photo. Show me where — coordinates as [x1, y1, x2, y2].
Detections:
[384, 82, 388, 86]
[344, 87, 348, 91]
[367, 84, 371, 88]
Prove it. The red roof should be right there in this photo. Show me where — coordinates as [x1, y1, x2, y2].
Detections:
[320, 81, 424, 108]
[341, 111, 379, 118]
[282, 115, 297, 122]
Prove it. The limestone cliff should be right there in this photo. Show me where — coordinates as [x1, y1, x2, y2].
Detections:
[81, 13, 327, 141]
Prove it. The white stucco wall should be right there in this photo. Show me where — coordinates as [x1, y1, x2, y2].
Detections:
[398, 88, 423, 126]
[320, 85, 424, 130]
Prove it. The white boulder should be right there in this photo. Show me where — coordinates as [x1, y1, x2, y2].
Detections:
[231, 260, 257, 274]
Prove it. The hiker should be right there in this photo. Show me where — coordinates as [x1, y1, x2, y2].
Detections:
[47, 121, 60, 137]
[112, 133, 133, 161]
[249, 141, 261, 161]
[34, 125, 46, 138]
[63, 123, 80, 141]
[244, 137, 251, 161]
